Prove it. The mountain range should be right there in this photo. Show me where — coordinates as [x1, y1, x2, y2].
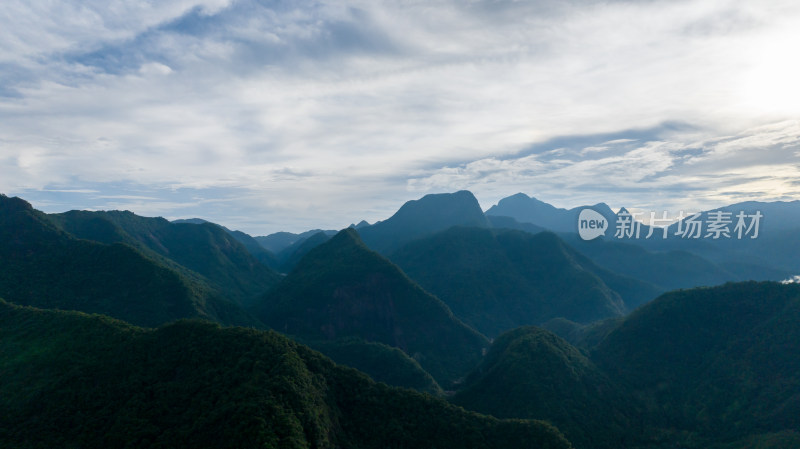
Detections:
[485, 192, 617, 234]
[484, 192, 795, 290]
[3, 188, 800, 449]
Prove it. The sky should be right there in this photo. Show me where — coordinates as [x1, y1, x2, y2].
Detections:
[1, 0, 799, 235]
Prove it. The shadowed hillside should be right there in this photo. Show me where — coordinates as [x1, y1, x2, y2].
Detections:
[391, 227, 656, 336]
[594, 281, 800, 447]
[0, 300, 572, 449]
[52, 210, 281, 306]
[255, 228, 489, 387]
[0, 195, 256, 328]
[453, 326, 637, 449]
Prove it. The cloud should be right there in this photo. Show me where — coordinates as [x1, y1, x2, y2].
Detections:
[410, 120, 800, 213]
[1, 0, 800, 232]
[782, 275, 800, 284]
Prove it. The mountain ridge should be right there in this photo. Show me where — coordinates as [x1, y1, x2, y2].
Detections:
[390, 227, 648, 336]
[358, 190, 490, 253]
[52, 209, 281, 306]
[254, 228, 490, 387]
[0, 195, 258, 328]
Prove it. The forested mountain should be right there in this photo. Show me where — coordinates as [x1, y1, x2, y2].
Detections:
[0, 300, 571, 449]
[539, 316, 624, 350]
[593, 281, 800, 447]
[170, 218, 280, 268]
[449, 282, 800, 449]
[305, 338, 443, 395]
[390, 227, 656, 336]
[453, 327, 636, 449]
[357, 190, 490, 253]
[0, 195, 256, 328]
[254, 228, 489, 387]
[51, 210, 281, 306]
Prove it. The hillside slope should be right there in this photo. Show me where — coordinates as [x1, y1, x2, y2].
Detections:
[594, 281, 800, 445]
[0, 195, 256, 328]
[255, 228, 489, 387]
[51, 210, 281, 306]
[391, 227, 652, 336]
[0, 300, 571, 449]
[453, 327, 636, 449]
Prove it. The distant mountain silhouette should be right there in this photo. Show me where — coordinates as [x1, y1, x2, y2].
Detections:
[391, 227, 654, 336]
[654, 201, 800, 273]
[274, 230, 333, 272]
[563, 235, 741, 290]
[487, 192, 795, 289]
[486, 193, 616, 233]
[0, 300, 570, 449]
[255, 229, 337, 253]
[0, 195, 257, 327]
[358, 191, 490, 253]
[486, 214, 546, 234]
[453, 326, 636, 449]
[254, 228, 489, 387]
[224, 228, 282, 270]
[53, 210, 281, 307]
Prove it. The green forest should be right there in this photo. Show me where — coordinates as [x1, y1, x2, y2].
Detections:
[2, 192, 800, 449]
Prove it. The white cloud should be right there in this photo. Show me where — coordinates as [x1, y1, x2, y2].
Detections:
[411, 120, 800, 214]
[1, 0, 800, 232]
[782, 275, 800, 284]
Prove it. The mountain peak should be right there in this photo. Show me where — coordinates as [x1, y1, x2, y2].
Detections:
[394, 190, 484, 216]
[0, 194, 33, 213]
[507, 192, 532, 200]
[496, 192, 552, 207]
[257, 224, 488, 386]
[486, 193, 572, 231]
[358, 190, 489, 253]
[172, 217, 209, 225]
[327, 227, 363, 247]
[348, 220, 370, 229]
